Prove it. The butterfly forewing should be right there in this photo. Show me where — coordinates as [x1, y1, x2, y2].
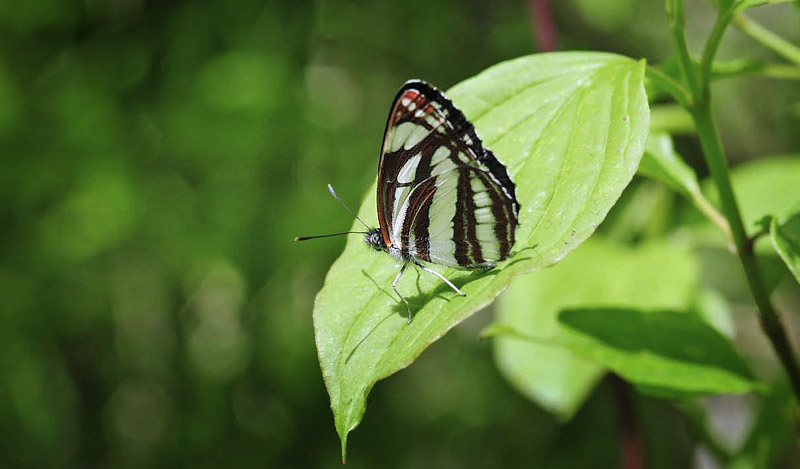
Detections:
[377, 80, 519, 269]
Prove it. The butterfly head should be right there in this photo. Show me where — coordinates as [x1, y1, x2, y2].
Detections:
[364, 228, 387, 252]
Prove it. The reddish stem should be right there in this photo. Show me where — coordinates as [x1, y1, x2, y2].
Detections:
[527, 0, 558, 52]
[612, 376, 644, 469]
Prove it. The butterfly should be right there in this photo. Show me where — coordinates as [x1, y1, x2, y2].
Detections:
[297, 80, 520, 323]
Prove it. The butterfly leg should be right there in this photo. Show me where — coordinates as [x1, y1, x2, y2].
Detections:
[392, 262, 412, 324]
[414, 261, 466, 297]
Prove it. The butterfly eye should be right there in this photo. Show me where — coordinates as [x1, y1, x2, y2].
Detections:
[364, 229, 386, 251]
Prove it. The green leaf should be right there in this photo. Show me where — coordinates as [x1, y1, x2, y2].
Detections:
[692, 287, 736, 338]
[640, 132, 732, 244]
[493, 238, 698, 420]
[770, 207, 800, 284]
[313, 52, 650, 458]
[556, 308, 758, 395]
[639, 132, 701, 199]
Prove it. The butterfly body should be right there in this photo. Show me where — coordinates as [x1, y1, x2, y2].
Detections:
[364, 227, 435, 265]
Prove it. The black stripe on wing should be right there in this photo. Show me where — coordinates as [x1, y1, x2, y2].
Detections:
[401, 166, 517, 269]
[453, 166, 516, 268]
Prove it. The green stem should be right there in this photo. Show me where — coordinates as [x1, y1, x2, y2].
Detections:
[712, 59, 800, 80]
[699, 4, 737, 102]
[666, 0, 701, 100]
[691, 191, 735, 252]
[669, 0, 800, 402]
[692, 102, 800, 401]
[757, 63, 800, 80]
[733, 12, 800, 66]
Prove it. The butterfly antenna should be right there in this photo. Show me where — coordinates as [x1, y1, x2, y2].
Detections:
[294, 231, 368, 242]
[327, 184, 372, 230]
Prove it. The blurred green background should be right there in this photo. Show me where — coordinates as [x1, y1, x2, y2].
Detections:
[1, 0, 798, 467]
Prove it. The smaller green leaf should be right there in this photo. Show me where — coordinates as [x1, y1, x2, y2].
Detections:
[770, 207, 800, 284]
[557, 308, 759, 395]
[640, 132, 732, 245]
[493, 238, 698, 420]
[639, 132, 700, 199]
[693, 287, 736, 339]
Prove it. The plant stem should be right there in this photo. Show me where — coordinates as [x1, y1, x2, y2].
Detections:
[733, 12, 800, 66]
[692, 102, 800, 401]
[699, 4, 737, 101]
[527, 0, 558, 52]
[712, 59, 800, 80]
[667, 0, 800, 402]
[665, 0, 701, 99]
[691, 191, 735, 253]
[612, 376, 644, 469]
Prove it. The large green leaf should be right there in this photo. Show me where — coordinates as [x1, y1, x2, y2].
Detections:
[556, 308, 757, 395]
[313, 52, 649, 459]
[492, 238, 698, 420]
[770, 206, 800, 284]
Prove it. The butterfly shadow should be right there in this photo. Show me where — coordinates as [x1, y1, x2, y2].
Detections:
[346, 266, 479, 363]
[359, 245, 535, 329]
[501, 244, 541, 270]
[343, 270, 409, 364]
[390, 266, 501, 321]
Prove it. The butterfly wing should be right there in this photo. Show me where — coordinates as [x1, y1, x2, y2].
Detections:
[376, 80, 519, 269]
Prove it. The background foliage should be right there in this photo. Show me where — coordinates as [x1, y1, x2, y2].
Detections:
[1, 0, 799, 467]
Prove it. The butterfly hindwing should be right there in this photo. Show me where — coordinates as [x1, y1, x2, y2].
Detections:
[377, 80, 519, 269]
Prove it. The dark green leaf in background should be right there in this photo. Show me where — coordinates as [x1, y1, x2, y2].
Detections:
[492, 238, 698, 420]
[557, 308, 758, 396]
[313, 52, 650, 458]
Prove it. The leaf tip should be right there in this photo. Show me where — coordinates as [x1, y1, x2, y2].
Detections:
[339, 431, 349, 465]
